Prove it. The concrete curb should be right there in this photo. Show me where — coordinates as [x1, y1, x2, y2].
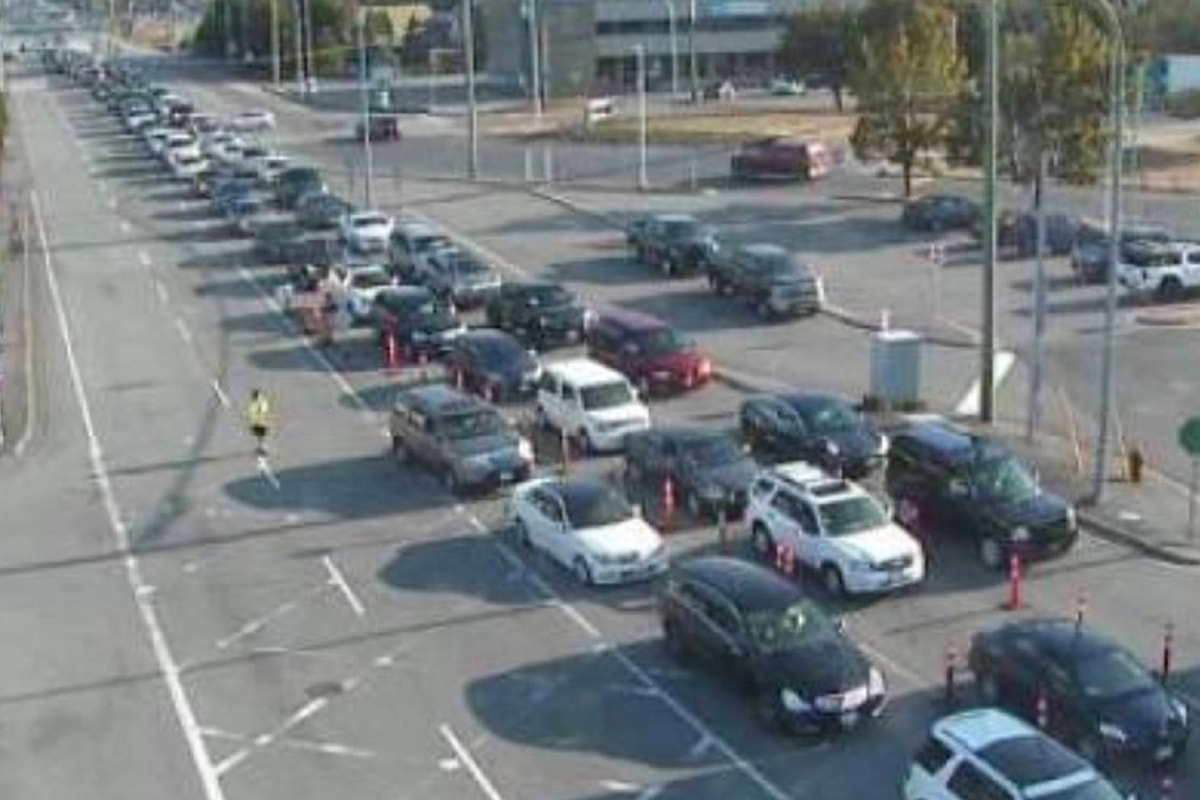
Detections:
[1077, 508, 1200, 567]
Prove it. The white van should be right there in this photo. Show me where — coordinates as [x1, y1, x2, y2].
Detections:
[535, 358, 650, 453]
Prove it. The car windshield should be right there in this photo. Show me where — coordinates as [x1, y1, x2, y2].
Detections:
[580, 382, 634, 410]
[474, 337, 526, 366]
[680, 436, 742, 467]
[664, 219, 700, 238]
[800, 400, 860, 434]
[817, 495, 888, 536]
[526, 285, 572, 307]
[437, 409, 506, 440]
[355, 215, 388, 228]
[971, 456, 1039, 502]
[415, 235, 450, 253]
[563, 485, 634, 529]
[747, 599, 837, 654]
[635, 328, 689, 357]
[1075, 648, 1156, 700]
[1035, 778, 1124, 800]
[350, 269, 390, 289]
[449, 256, 489, 276]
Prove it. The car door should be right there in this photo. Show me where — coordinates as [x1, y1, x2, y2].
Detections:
[996, 635, 1046, 718]
[765, 489, 805, 556]
[537, 373, 566, 430]
[1186, 250, 1200, 286]
[685, 583, 746, 673]
[524, 488, 565, 562]
[588, 320, 619, 367]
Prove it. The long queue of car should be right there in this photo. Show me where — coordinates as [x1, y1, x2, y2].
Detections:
[52, 48, 1187, 800]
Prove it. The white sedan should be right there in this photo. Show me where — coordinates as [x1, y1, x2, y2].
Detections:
[169, 152, 208, 181]
[338, 210, 394, 253]
[341, 263, 395, 321]
[226, 110, 276, 132]
[510, 477, 668, 585]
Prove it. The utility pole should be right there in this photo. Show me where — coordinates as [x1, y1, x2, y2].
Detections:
[662, 0, 678, 98]
[526, 0, 542, 117]
[635, 43, 647, 190]
[292, 0, 304, 91]
[108, 0, 116, 56]
[222, 0, 232, 60]
[303, 0, 315, 93]
[979, 0, 998, 424]
[1026, 149, 1049, 441]
[270, 0, 280, 85]
[1092, 1, 1126, 501]
[463, 0, 478, 179]
[357, 5, 374, 207]
[687, 0, 698, 101]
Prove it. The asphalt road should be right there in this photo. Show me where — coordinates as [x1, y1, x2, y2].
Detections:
[8, 51, 1200, 800]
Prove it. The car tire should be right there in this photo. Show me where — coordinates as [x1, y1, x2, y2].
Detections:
[976, 669, 1000, 704]
[444, 468, 461, 495]
[979, 537, 1003, 570]
[1159, 277, 1185, 302]
[514, 516, 532, 548]
[663, 619, 689, 662]
[661, 257, 675, 278]
[391, 435, 409, 463]
[751, 522, 774, 560]
[821, 564, 846, 598]
[573, 557, 594, 586]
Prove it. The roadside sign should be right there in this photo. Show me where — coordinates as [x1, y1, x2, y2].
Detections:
[1178, 417, 1200, 455]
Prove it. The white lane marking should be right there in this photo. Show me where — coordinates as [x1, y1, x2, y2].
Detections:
[439, 724, 506, 800]
[954, 350, 1017, 417]
[138, 249, 152, 268]
[174, 317, 194, 344]
[635, 787, 664, 800]
[119, 219, 132, 234]
[486, 528, 603, 639]
[211, 380, 230, 408]
[686, 734, 715, 760]
[323, 554, 366, 618]
[214, 696, 328, 776]
[32, 191, 227, 800]
[214, 584, 328, 650]
[405, 208, 530, 281]
[154, 280, 169, 304]
[256, 455, 281, 490]
[14, 205, 35, 458]
[282, 739, 374, 759]
[600, 780, 642, 793]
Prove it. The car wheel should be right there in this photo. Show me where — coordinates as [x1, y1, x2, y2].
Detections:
[663, 619, 689, 662]
[976, 670, 1000, 704]
[1159, 277, 1185, 302]
[979, 537, 1003, 570]
[573, 557, 594, 585]
[821, 564, 846, 598]
[750, 522, 774, 559]
[444, 468, 461, 495]
[896, 498, 920, 530]
[391, 435, 409, 463]
[514, 516, 532, 548]
[661, 257, 675, 278]
[755, 298, 774, 321]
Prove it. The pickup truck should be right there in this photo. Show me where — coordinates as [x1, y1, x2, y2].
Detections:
[705, 242, 824, 320]
[628, 213, 720, 278]
[1117, 239, 1200, 301]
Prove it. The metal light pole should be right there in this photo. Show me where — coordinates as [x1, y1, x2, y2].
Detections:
[662, 0, 678, 98]
[526, 0, 542, 117]
[292, 0, 304, 92]
[687, 0, 698, 100]
[357, 6, 374, 208]
[270, 0, 281, 85]
[635, 43, 648, 190]
[979, 0, 999, 423]
[1026, 148, 1050, 441]
[1091, 0, 1126, 501]
[463, 0, 479, 179]
[303, 0, 315, 93]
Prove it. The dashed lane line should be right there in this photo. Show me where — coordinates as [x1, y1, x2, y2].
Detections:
[323, 554, 366, 618]
[439, 723, 507, 800]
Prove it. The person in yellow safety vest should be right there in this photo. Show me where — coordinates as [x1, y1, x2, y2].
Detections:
[246, 389, 274, 456]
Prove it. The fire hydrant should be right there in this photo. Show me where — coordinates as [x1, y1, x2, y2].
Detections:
[1127, 445, 1144, 484]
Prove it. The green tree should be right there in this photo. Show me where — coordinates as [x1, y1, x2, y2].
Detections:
[777, 3, 859, 111]
[364, 9, 394, 46]
[1128, 0, 1200, 55]
[849, 0, 967, 196]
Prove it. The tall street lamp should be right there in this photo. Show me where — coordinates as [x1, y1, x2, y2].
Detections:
[463, 0, 479, 179]
[356, 4, 374, 208]
[661, 0, 678, 98]
[635, 43, 647, 190]
[687, 0, 698, 101]
[525, 0, 542, 117]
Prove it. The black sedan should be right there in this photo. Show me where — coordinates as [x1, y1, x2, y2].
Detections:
[660, 557, 886, 735]
[295, 192, 354, 231]
[969, 618, 1190, 768]
[971, 209, 1079, 258]
[739, 392, 887, 478]
[900, 194, 980, 233]
[483, 280, 588, 349]
[624, 428, 757, 521]
[444, 328, 540, 403]
[371, 286, 464, 359]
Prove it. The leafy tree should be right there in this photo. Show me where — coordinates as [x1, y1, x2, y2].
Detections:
[1128, 0, 1200, 55]
[364, 9, 395, 46]
[849, 0, 967, 196]
[777, 3, 859, 112]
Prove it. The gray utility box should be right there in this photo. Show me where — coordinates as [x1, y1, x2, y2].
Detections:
[870, 329, 922, 406]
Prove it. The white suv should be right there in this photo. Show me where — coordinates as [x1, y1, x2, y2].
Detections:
[904, 708, 1127, 800]
[1117, 239, 1200, 301]
[746, 461, 924, 597]
[535, 358, 650, 453]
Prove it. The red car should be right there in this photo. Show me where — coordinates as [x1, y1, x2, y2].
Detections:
[730, 137, 832, 181]
[586, 309, 712, 396]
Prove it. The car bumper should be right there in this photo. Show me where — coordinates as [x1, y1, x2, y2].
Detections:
[1102, 729, 1189, 766]
[840, 455, 885, 480]
[588, 421, 651, 452]
[591, 555, 669, 585]
[460, 461, 534, 492]
[450, 286, 501, 309]
[844, 562, 925, 594]
[641, 368, 712, 394]
[769, 296, 822, 316]
[1008, 528, 1078, 561]
[781, 694, 887, 735]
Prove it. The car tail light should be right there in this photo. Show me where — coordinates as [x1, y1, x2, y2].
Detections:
[697, 358, 713, 377]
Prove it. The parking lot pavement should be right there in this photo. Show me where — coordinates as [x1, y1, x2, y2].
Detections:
[31, 58, 1200, 800]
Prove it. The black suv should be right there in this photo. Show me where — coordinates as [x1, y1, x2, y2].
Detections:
[275, 166, 327, 209]
[371, 286, 464, 358]
[484, 280, 588, 348]
[624, 428, 758, 521]
[706, 243, 823, 321]
[738, 392, 886, 478]
[969, 618, 1190, 768]
[388, 384, 534, 493]
[901, 194, 980, 233]
[630, 214, 720, 277]
[659, 556, 886, 735]
[885, 422, 1077, 568]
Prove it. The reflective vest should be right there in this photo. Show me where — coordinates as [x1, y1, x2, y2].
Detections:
[247, 396, 272, 429]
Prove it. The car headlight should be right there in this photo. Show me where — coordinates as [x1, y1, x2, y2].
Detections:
[1066, 506, 1077, 530]
[517, 437, 534, 462]
[780, 688, 809, 714]
[846, 557, 872, 572]
[824, 439, 841, 456]
[1011, 526, 1031, 542]
[876, 433, 890, 457]
[868, 667, 886, 696]
[1098, 722, 1127, 743]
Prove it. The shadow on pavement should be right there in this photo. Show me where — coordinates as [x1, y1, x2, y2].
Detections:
[378, 533, 538, 605]
[545, 255, 666, 287]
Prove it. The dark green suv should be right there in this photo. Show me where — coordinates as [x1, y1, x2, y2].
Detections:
[884, 422, 1077, 569]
